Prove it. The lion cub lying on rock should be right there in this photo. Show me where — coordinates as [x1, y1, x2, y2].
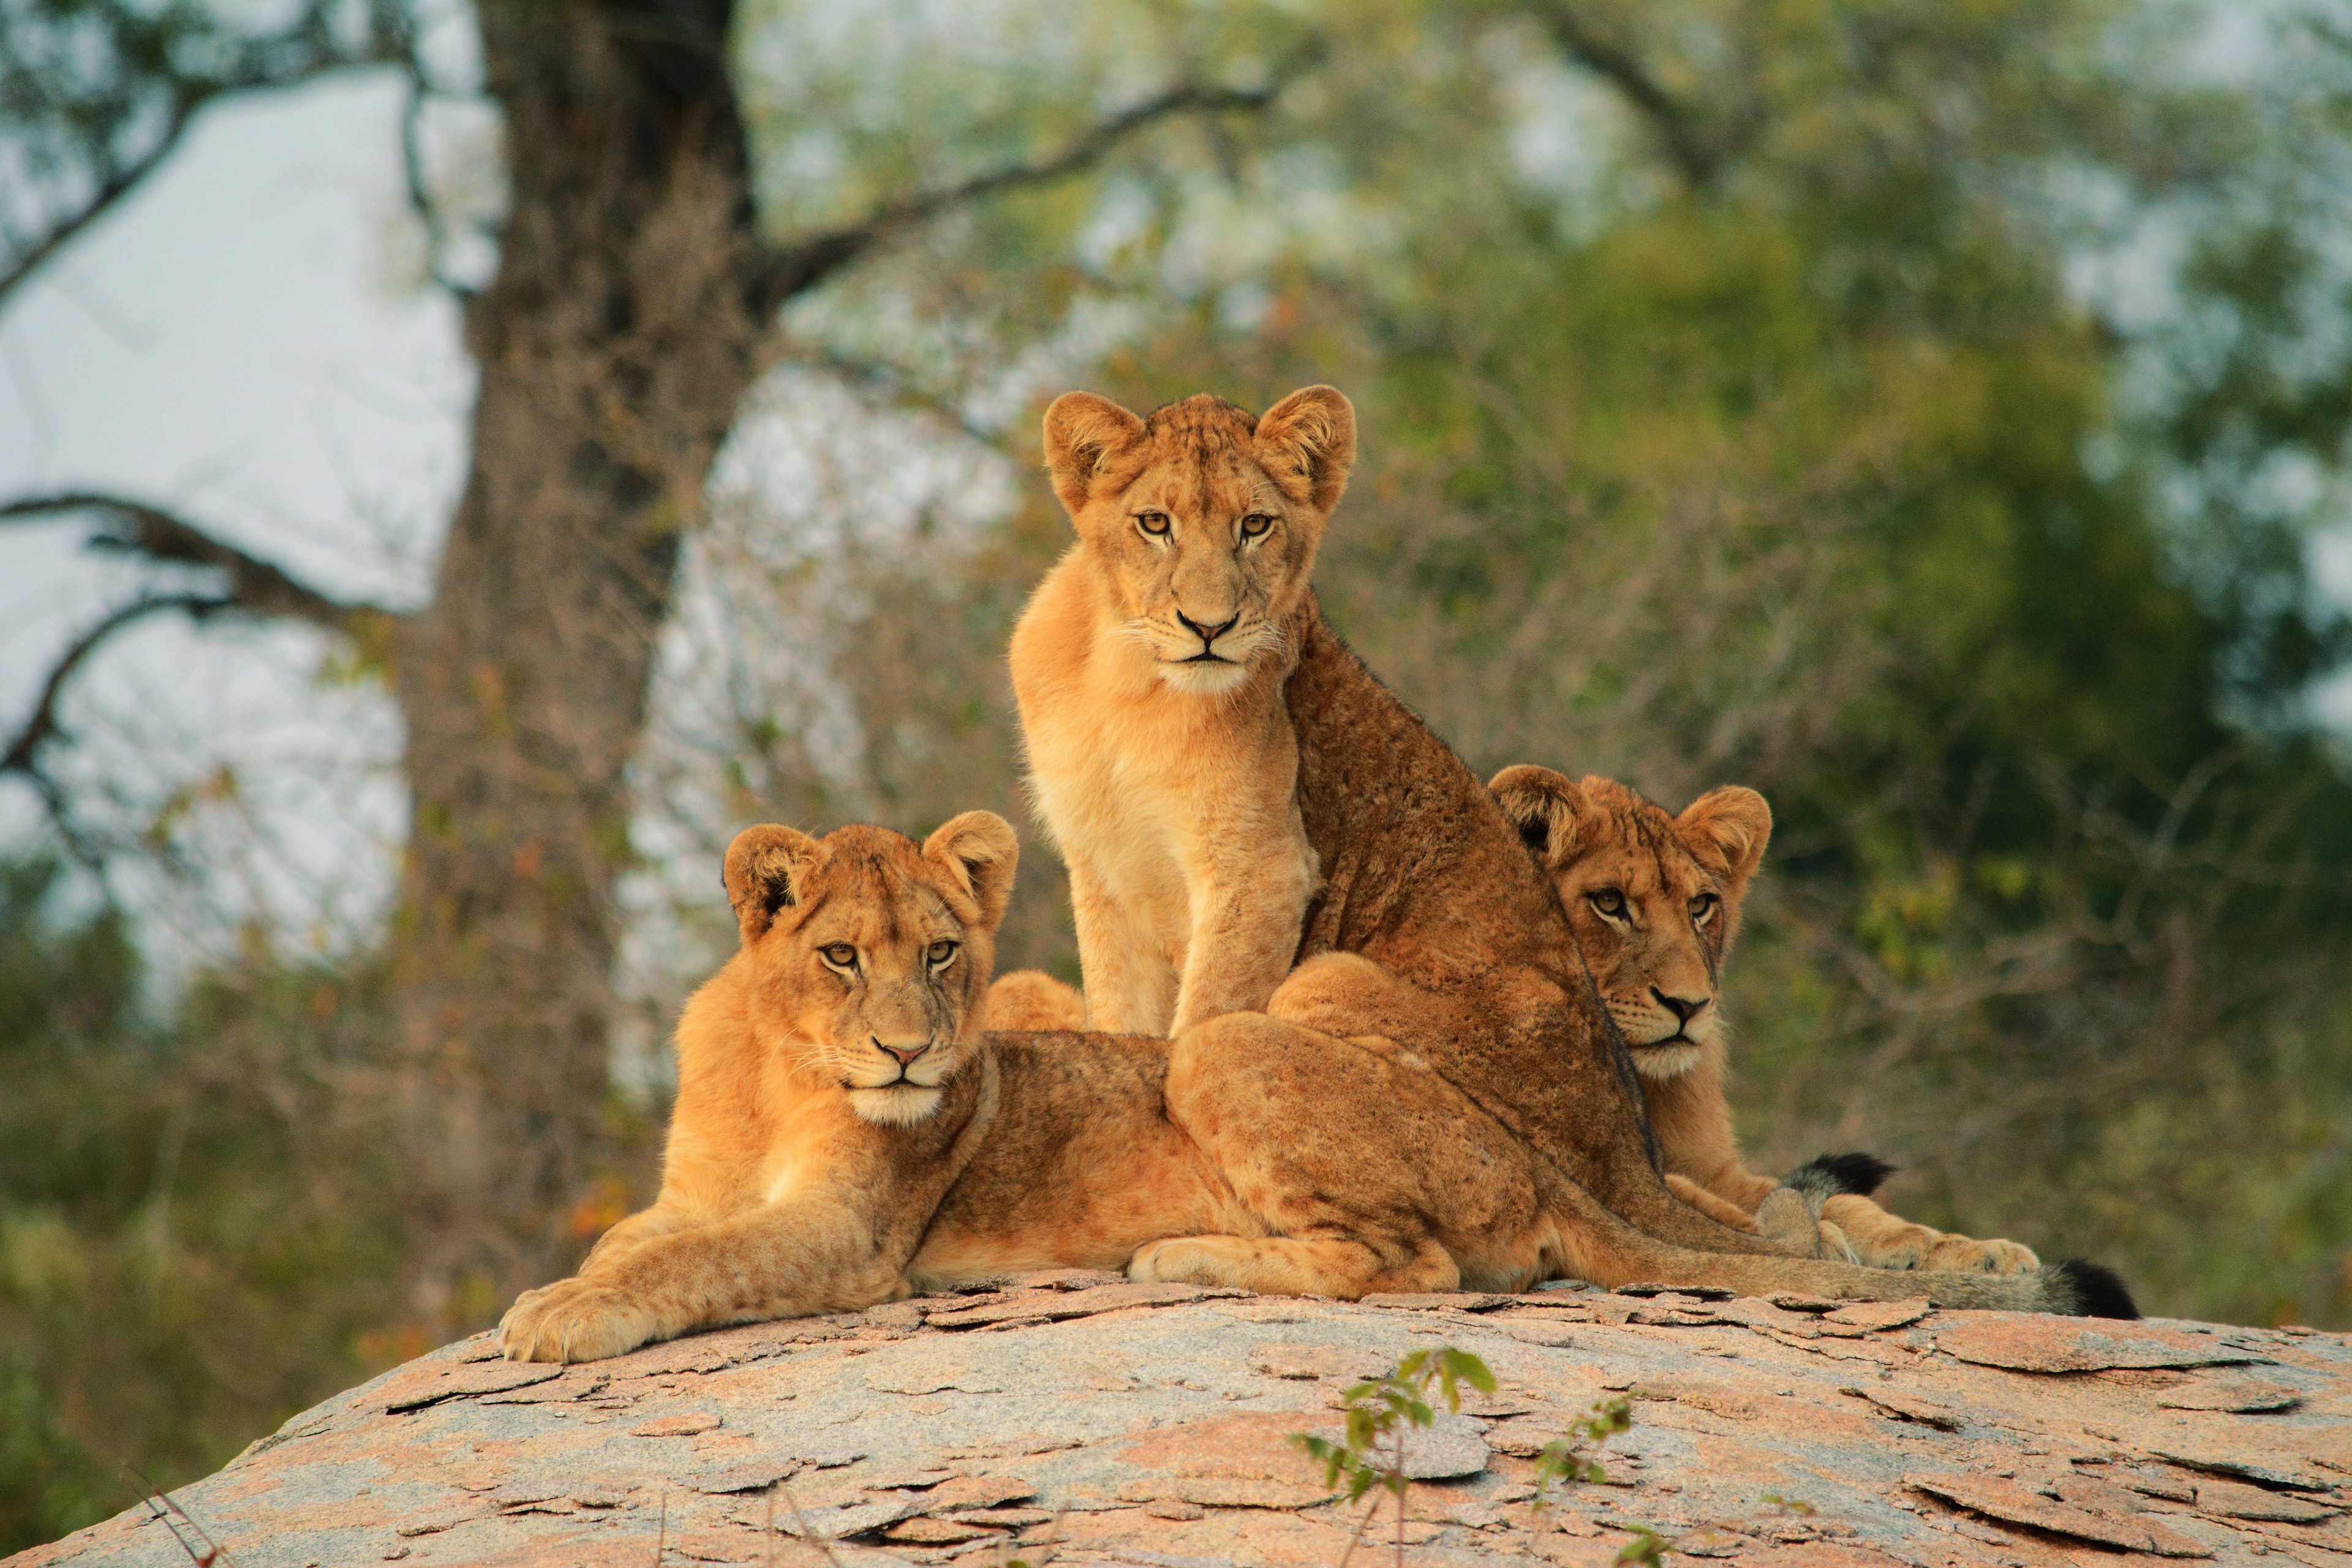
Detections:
[1487, 766, 2039, 1275]
[990, 767, 2037, 1276]
[500, 813, 1019, 1363]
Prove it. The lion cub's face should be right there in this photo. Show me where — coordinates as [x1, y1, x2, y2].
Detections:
[1490, 768, 1771, 1082]
[723, 813, 1018, 1126]
[1041, 387, 1356, 695]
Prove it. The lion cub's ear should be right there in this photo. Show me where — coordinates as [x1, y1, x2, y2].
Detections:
[1042, 392, 1147, 516]
[1676, 786, 1773, 888]
[923, 811, 1020, 932]
[1255, 386, 1357, 514]
[1488, 764, 1595, 868]
[724, 824, 823, 946]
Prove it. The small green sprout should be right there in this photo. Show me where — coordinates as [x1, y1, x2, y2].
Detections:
[1614, 1523, 1673, 1564]
[1289, 1346, 1496, 1566]
[1531, 1394, 1634, 1501]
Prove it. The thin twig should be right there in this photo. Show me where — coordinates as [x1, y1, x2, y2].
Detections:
[119, 1461, 232, 1567]
[779, 1483, 850, 1568]
[755, 43, 1320, 314]
[0, 492, 384, 633]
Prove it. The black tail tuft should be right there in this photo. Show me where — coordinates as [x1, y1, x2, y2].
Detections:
[1787, 1152, 1898, 1199]
[2051, 1259, 2139, 1320]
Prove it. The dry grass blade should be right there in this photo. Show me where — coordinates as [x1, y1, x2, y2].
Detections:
[119, 1461, 232, 1567]
[780, 1483, 850, 1568]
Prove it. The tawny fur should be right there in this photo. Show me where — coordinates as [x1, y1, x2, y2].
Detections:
[976, 386, 2112, 1314]
[1489, 767, 2041, 1276]
[497, 813, 1019, 1362]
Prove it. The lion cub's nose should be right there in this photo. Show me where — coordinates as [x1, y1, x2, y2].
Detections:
[875, 1039, 929, 1066]
[1654, 989, 1709, 1022]
[1175, 610, 1238, 647]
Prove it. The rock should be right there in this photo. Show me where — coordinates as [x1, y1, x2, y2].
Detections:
[1931, 1316, 2268, 1373]
[2155, 1380, 2302, 1413]
[1904, 1472, 2212, 1556]
[12, 1285, 2350, 1568]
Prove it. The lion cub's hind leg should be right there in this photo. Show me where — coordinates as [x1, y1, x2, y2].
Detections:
[1136, 1009, 1554, 1299]
[1134, 1233, 1460, 1297]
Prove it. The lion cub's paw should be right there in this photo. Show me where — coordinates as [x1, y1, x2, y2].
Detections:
[1128, 1238, 1224, 1288]
[1924, 1234, 2041, 1274]
[499, 1276, 654, 1363]
[1754, 1186, 1826, 1257]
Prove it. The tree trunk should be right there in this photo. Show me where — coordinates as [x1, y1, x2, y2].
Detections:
[388, 0, 765, 1322]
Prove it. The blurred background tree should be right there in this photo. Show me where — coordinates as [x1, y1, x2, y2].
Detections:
[3, 0, 2351, 1550]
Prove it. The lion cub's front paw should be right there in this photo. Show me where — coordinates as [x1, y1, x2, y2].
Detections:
[1128, 1238, 1213, 1286]
[499, 1276, 654, 1363]
[1923, 1234, 2041, 1274]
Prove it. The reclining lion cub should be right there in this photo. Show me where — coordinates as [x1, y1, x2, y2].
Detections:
[499, 813, 1018, 1363]
[986, 770, 2037, 1277]
[998, 383, 2131, 1315]
[1488, 766, 2040, 1275]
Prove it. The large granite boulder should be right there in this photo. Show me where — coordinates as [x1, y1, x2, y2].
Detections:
[15, 1273, 2348, 1567]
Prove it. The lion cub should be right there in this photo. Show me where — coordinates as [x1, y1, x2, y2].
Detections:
[1011, 387, 1354, 1035]
[1488, 766, 2040, 1275]
[499, 812, 1016, 1362]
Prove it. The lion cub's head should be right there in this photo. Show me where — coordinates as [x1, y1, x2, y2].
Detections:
[723, 812, 1018, 1126]
[1041, 386, 1357, 695]
[1490, 768, 1771, 1082]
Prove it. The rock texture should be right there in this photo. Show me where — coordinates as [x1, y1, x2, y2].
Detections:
[15, 1274, 2350, 1568]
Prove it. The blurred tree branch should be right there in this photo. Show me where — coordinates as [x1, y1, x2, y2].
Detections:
[0, 0, 409, 314]
[1, 593, 227, 780]
[1523, 0, 1762, 190]
[755, 59, 1317, 315]
[0, 494, 398, 836]
[0, 494, 390, 635]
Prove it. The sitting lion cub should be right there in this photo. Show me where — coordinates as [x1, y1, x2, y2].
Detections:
[1487, 766, 2040, 1275]
[499, 812, 1016, 1363]
[1010, 386, 1354, 1036]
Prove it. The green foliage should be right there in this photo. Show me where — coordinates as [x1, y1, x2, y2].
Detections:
[1291, 1346, 1497, 1507]
[1531, 1395, 1632, 1499]
[1615, 1523, 1673, 1565]
[0, 859, 407, 1555]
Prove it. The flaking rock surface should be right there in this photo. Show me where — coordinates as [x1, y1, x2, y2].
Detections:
[15, 1274, 2351, 1568]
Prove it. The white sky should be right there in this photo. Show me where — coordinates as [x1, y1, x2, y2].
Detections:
[0, 71, 462, 959]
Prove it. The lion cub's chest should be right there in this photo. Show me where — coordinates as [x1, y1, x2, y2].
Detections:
[1026, 704, 1209, 951]
[1024, 679, 1307, 949]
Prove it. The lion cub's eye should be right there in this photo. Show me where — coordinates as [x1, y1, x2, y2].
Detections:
[1589, 889, 1628, 920]
[926, 939, 959, 967]
[820, 943, 859, 970]
[1690, 893, 1719, 925]
[1136, 510, 1172, 537]
[1239, 511, 1275, 539]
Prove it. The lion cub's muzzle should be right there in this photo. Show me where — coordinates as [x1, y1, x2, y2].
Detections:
[1175, 610, 1240, 662]
[862, 1034, 946, 1088]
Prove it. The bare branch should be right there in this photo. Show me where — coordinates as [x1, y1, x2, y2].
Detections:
[787, 345, 998, 446]
[1, 594, 229, 777]
[0, 492, 390, 633]
[755, 57, 1316, 314]
[1526, 1, 1753, 190]
[0, 0, 409, 315]
[0, 112, 194, 319]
